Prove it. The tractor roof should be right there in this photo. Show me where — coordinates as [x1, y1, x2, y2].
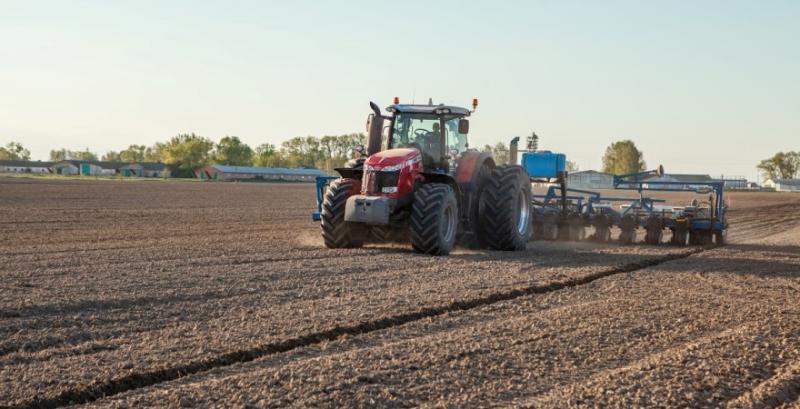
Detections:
[387, 104, 471, 116]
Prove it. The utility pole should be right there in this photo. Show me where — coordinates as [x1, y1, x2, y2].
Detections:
[527, 131, 539, 152]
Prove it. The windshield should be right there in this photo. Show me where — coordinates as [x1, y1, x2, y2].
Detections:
[390, 113, 468, 161]
[390, 113, 440, 149]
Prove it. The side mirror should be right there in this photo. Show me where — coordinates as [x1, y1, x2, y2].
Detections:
[458, 119, 469, 134]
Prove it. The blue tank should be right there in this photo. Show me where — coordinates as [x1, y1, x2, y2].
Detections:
[521, 151, 566, 178]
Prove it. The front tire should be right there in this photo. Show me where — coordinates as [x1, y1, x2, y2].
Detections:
[321, 178, 363, 249]
[482, 166, 532, 251]
[410, 184, 458, 256]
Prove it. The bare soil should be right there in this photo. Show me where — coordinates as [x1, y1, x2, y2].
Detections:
[1, 177, 798, 408]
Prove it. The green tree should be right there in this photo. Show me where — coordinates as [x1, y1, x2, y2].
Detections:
[102, 151, 121, 161]
[143, 145, 163, 162]
[213, 136, 254, 166]
[50, 149, 67, 161]
[757, 151, 800, 180]
[280, 136, 325, 168]
[50, 148, 97, 161]
[253, 143, 284, 167]
[119, 144, 148, 162]
[602, 140, 645, 175]
[566, 160, 578, 172]
[0, 142, 31, 160]
[158, 133, 214, 175]
[73, 149, 98, 161]
[482, 142, 510, 165]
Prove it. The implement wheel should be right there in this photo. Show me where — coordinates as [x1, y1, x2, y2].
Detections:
[618, 215, 637, 245]
[644, 216, 663, 245]
[671, 229, 689, 246]
[690, 230, 713, 246]
[568, 215, 586, 241]
[541, 213, 559, 241]
[714, 230, 726, 246]
[592, 214, 611, 242]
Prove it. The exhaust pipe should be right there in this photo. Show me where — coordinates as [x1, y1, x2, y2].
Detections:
[509, 136, 520, 164]
[366, 101, 384, 155]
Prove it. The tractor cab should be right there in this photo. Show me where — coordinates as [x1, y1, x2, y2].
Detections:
[386, 103, 472, 171]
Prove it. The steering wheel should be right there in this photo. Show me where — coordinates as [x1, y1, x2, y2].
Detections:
[413, 129, 430, 139]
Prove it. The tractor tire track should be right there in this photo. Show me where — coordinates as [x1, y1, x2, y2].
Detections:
[9, 247, 708, 409]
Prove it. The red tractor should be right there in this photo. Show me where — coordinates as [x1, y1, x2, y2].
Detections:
[320, 99, 531, 255]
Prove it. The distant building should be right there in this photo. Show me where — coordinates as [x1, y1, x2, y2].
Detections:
[716, 177, 747, 190]
[567, 170, 613, 189]
[0, 160, 54, 174]
[119, 162, 169, 178]
[51, 160, 123, 176]
[642, 174, 713, 190]
[50, 160, 166, 177]
[195, 165, 328, 182]
[763, 179, 800, 192]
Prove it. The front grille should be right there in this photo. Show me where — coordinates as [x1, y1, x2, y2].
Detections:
[366, 170, 400, 194]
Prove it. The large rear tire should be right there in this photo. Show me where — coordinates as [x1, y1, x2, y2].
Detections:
[482, 166, 532, 251]
[321, 178, 363, 249]
[459, 164, 492, 249]
[410, 183, 458, 256]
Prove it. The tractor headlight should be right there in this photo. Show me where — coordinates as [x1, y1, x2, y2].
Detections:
[377, 164, 403, 172]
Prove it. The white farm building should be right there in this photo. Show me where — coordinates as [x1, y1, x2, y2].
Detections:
[195, 165, 328, 182]
[0, 160, 54, 174]
[763, 179, 800, 192]
[567, 170, 614, 189]
[51, 160, 122, 176]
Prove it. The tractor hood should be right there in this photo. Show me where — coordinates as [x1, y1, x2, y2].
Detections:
[365, 148, 421, 171]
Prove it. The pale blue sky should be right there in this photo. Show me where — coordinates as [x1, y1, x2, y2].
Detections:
[1, 1, 798, 179]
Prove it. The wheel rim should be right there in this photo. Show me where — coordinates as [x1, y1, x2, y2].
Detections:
[516, 193, 529, 236]
[442, 203, 456, 244]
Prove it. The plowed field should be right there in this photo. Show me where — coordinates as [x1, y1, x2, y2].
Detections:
[1, 178, 798, 408]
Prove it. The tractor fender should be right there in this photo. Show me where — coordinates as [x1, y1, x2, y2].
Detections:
[335, 167, 363, 179]
[420, 172, 461, 197]
[419, 172, 469, 223]
[455, 151, 495, 188]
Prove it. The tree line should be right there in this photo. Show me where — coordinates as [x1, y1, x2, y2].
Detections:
[0, 137, 628, 176]
[3, 136, 797, 181]
[43, 133, 369, 177]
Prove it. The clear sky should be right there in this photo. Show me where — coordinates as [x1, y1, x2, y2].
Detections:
[1, 1, 798, 180]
